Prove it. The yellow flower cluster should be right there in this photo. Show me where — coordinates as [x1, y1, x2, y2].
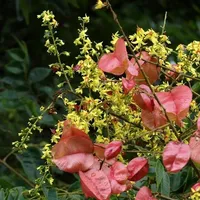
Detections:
[76, 55, 103, 92]
[37, 10, 58, 28]
[41, 144, 52, 164]
[129, 27, 172, 61]
[176, 43, 199, 79]
[187, 41, 200, 65]
[190, 191, 200, 200]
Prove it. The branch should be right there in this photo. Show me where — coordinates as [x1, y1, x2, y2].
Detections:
[106, 0, 180, 140]
[141, 58, 200, 82]
[0, 159, 34, 188]
[133, 123, 169, 140]
[49, 26, 74, 92]
[100, 107, 142, 128]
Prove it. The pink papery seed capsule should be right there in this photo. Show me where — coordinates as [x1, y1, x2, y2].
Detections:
[191, 183, 200, 192]
[104, 141, 122, 160]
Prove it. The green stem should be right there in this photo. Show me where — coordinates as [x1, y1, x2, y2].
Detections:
[16, 102, 53, 150]
[3, 149, 16, 162]
[0, 159, 34, 188]
[133, 123, 169, 140]
[125, 150, 162, 154]
[49, 26, 73, 92]
[161, 12, 167, 35]
[100, 107, 142, 128]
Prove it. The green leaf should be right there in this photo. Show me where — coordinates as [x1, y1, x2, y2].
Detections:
[182, 167, 197, 192]
[67, 0, 79, 8]
[7, 49, 24, 62]
[155, 160, 170, 196]
[15, 147, 43, 182]
[161, 171, 170, 196]
[0, 187, 26, 200]
[67, 194, 84, 200]
[0, 178, 13, 189]
[170, 169, 189, 192]
[12, 36, 30, 67]
[39, 86, 54, 98]
[68, 181, 81, 192]
[7, 187, 25, 200]
[19, 0, 30, 24]
[155, 160, 163, 188]
[29, 67, 51, 83]
[42, 187, 58, 200]
[1, 77, 24, 87]
[40, 114, 55, 126]
[110, 196, 119, 200]
[6, 67, 23, 74]
[47, 188, 58, 200]
[5, 60, 23, 74]
[192, 82, 200, 92]
[0, 90, 18, 100]
[0, 189, 5, 200]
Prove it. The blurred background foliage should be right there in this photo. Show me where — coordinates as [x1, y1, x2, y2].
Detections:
[0, 0, 200, 198]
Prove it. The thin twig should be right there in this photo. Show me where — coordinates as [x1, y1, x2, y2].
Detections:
[125, 150, 162, 154]
[0, 159, 34, 187]
[3, 149, 16, 162]
[161, 12, 167, 35]
[49, 26, 73, 92]
[100, 107, 142, 128]
[106, 0, 180, 140]
[141, 58, 200, 82]
[133, 123, 169, 140]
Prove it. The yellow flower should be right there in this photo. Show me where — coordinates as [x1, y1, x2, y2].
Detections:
[94, 0, 107, 10]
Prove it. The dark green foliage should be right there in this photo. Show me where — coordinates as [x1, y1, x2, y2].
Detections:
[155, 160, 170, 196]
[16, 147, 44, 182]
[0, 187, 25, 200]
